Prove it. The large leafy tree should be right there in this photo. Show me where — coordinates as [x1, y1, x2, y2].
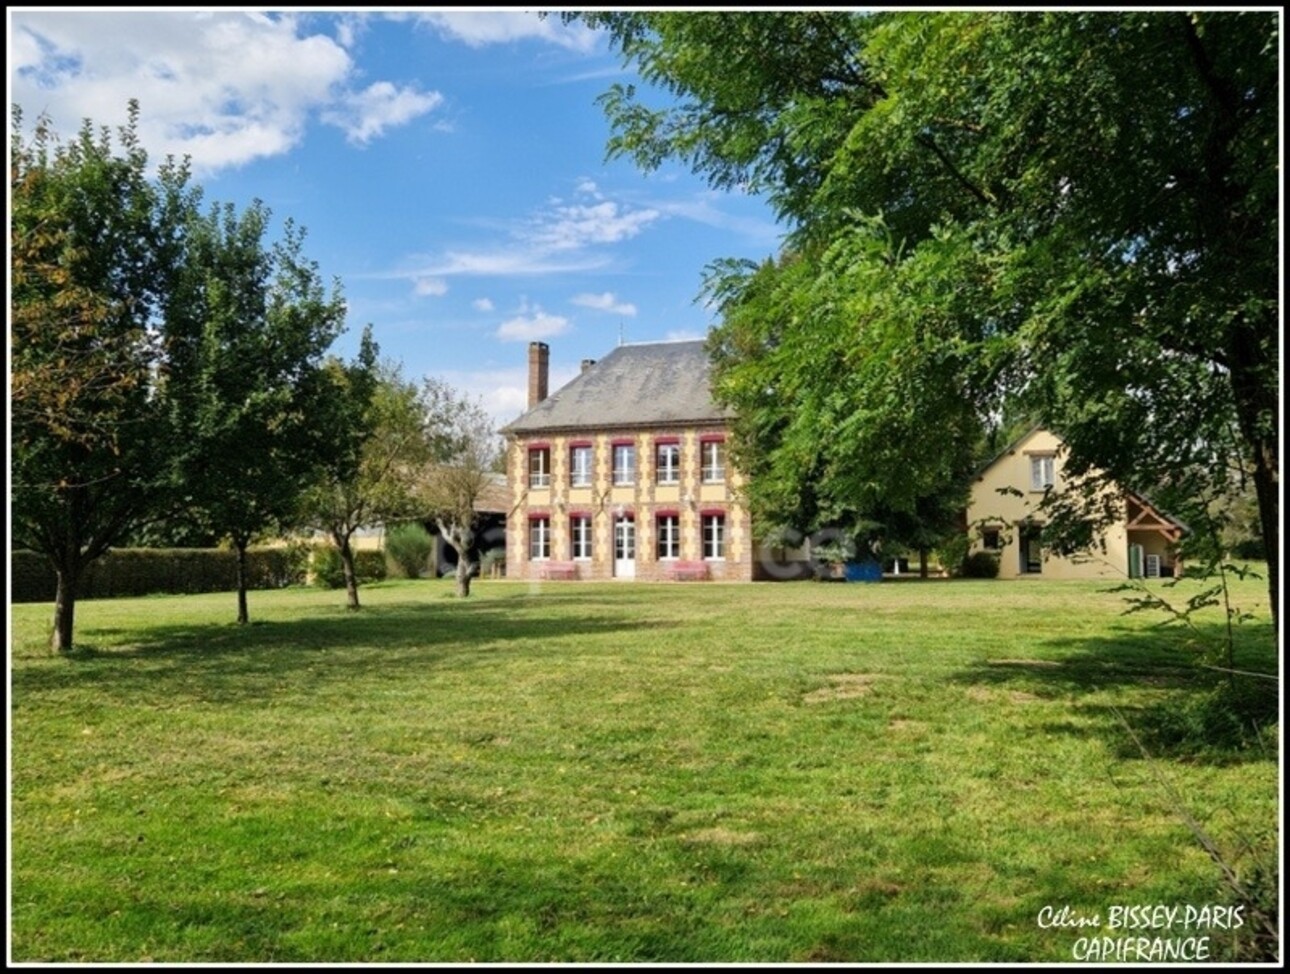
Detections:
[574, 11, 1279, 621]
[11, 103, 199, 652]
[160, 202, 347, 624]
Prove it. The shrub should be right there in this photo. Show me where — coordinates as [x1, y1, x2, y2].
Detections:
[961, 551, 1000, 579]
[311, 546, 388, 589]
[385, 523, 435, 578]
[480, 547, 506, 577]
[1229, 537, 1266, 560]
[1144, 678, 1279, 755]
[935, 533, 970, 576]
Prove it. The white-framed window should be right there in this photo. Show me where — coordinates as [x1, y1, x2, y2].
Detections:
[528, 447, 551, 488]
[702, 513, 726, 560]
[656, 442, 680, 484]
[571, 515, 592, 560]
[569, 445, 593, 487]
[657, 514, 680, 560]
[701, 440, 726, 483]
[1030, 454, 1055, 491]
[613, 443, 636, 485]
[529, 517, 550, 560]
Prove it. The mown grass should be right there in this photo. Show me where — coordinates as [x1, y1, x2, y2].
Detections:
[9, 573, 1279, 962]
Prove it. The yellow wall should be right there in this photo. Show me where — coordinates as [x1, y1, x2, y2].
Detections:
[966, 428, 1131, 579]
[506, 426, 753, 581]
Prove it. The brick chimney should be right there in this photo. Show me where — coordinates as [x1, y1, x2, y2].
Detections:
[581, 358, 596, 373]
[528, 341, 550, 408]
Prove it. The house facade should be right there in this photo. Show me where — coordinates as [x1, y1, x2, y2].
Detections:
[500, 341, 756, 582]
[966, 426, 1185, 580]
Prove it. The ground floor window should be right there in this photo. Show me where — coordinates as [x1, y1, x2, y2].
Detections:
[657, 514, 680, 560]
[529, 517, 550, 560]
[703, 513, 726, 560]
[571, 516, 592, 560]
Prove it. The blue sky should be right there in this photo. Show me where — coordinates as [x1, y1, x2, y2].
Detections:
[9, 9, 784, 427]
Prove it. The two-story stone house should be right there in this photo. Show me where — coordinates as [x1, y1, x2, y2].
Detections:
[966, 426, 1187, 579]
[500, 340, 755, 582]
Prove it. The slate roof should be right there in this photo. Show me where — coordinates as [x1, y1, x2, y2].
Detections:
[501, 340, 731, 434]
[474, 473, 510, 514]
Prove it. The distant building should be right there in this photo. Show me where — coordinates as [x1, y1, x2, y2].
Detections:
[503, 346, 1181, 583]
[499, 341, 758, 582]
[967, 426, 1186, 579]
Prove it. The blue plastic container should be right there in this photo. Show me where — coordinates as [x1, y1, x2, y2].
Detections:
[842, 560, 883, 582]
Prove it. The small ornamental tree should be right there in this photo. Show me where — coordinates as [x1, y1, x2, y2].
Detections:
[416, 378, 501, 599]
[297, 343, 431, 610]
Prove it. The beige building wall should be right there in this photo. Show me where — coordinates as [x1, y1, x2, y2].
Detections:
[966, 427, 1133, 580]
[506, 425, 753, 582]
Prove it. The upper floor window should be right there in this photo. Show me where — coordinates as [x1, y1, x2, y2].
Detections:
[656, 442, 680, 485]
[569, 445, 593, 488]
[613, 443, 636, 486]
[528, 447, 551, 488]
[701, 439, 726, 484]
[571, 515, 592, 560]
[1030, 455, 1055, 491]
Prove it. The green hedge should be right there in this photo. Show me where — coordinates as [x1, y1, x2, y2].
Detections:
[10, 546, 309, 603]
[310, 547, 389, 589]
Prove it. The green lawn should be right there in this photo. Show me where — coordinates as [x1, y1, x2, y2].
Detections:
[9, 574, 1279, 962]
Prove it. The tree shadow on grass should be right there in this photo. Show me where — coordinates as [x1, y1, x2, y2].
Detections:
[949, 619, 1278, 767]
[11, 595, 675, 708]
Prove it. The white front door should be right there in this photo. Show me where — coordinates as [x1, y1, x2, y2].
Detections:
[614, 517, 636, 579]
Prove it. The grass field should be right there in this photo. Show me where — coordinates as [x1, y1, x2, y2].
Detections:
[9, 573, 1279, 962]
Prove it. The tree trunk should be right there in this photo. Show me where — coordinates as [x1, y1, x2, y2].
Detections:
[438, 518, 476, 598]
[335, 533, 361, 610]
[455, 555, 473, 598]
[234, 539, 250, 625]
[1248, 435, 1278, 628]
[51, 566, 78, 654]
[1226, 323, 1278, 629]
[918, 548, 929, 579]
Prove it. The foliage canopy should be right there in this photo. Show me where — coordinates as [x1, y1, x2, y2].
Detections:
[574, 11, 1279, 617]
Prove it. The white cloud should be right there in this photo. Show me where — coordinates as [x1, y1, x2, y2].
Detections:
[528, 201, 660, 252]
[321, 81, 443, 145]
[397, 250, 612, 279]
[333, 14, 366, 49]
[496, 303, 571, 342]
[413, 276, 448, 297]
[415, 12, 598, 53]
[571, 292, 637, 317]
[366, 180, 658, 288]
[654, 194, 782, 247]
[8, 11, 441, 176]
[472, 298, 495, 312]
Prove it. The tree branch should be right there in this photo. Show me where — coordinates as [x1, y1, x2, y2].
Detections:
[915, 133, 996, 210]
